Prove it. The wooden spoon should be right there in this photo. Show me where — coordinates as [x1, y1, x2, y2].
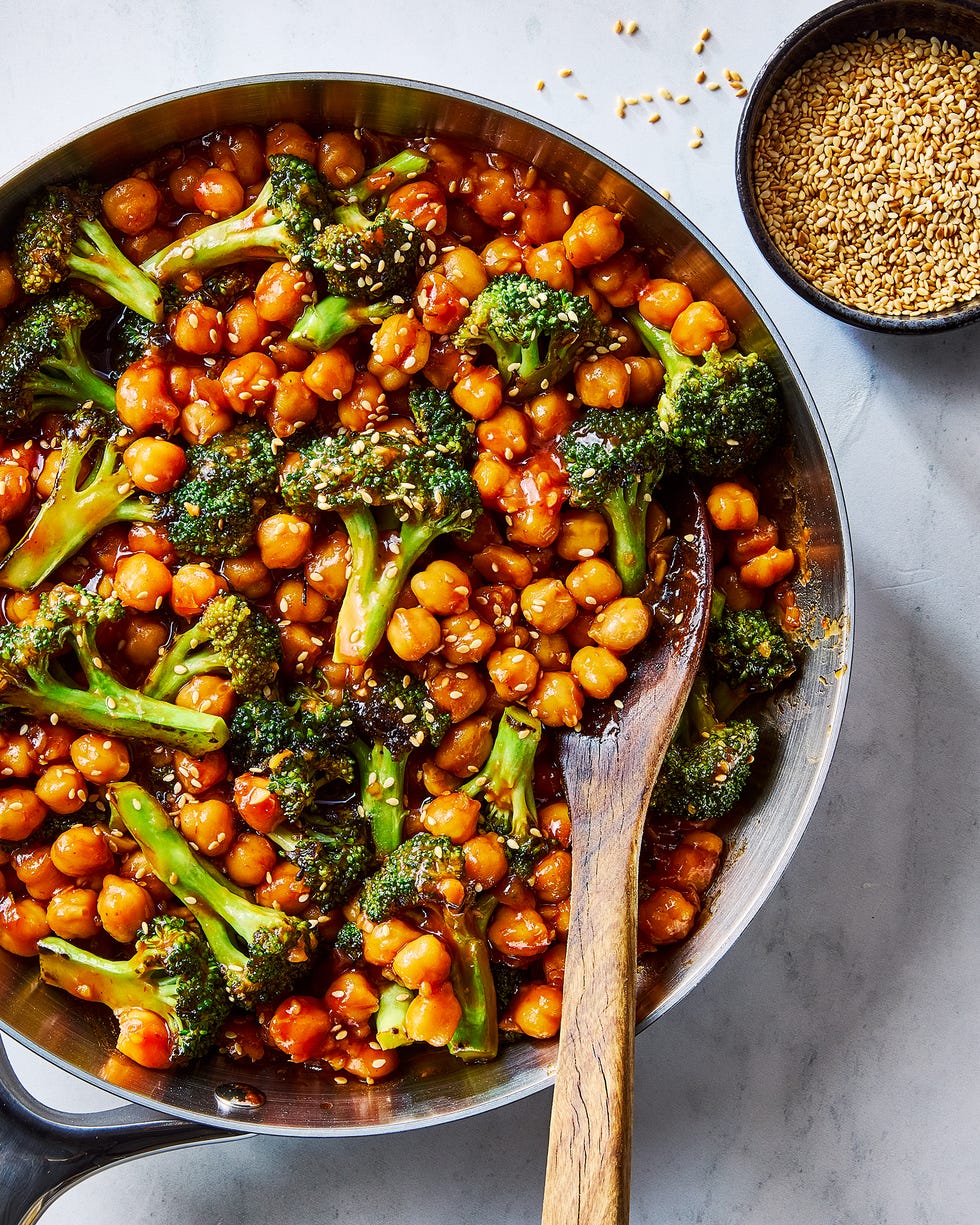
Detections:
[541, 480, 714, 1225]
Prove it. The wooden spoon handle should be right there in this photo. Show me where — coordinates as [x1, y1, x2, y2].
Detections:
[541, 791, 645, 1225]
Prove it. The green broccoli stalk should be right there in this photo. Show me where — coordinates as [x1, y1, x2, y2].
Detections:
[267, 808, 374, 911]
[37, 916, 228, 1065]
[649, 670, 759, 825]
[288, 295, 400, 352]
[339, 149, 432, 208]
[558, 405, 673, 595]
[461, 705, 543, 878]
[708, 602, 797, 719]
[281, 426, 481, 664]
[109, 781, 317, 1009]
[454, 272, 610, 400]
[346, 668, 450, 857]
[13, 181, 163, 322]
[141, 594, 281, 700]
[628, 310, 781, 479]
[0, 292, 116, 431]
[375, 978, 416, 1050]
[141, 155, 333, 283]
[0, 586, 228, 754]
[359, 831, 498, 1061]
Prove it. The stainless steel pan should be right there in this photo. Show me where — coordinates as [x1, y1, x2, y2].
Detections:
[0, 73, 853, 1224]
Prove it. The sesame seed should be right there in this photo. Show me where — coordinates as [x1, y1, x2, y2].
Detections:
[558, 68, 573, 78]
[536, 79, 545, 91]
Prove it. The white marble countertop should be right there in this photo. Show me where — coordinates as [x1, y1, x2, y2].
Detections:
[2, 1, 979, 1222]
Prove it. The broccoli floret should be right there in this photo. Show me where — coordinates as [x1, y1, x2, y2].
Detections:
[37, 915, 228, 1066]
[141, 155, 333, 283]
[333, 920, 364, 963]
[558, 405, 674, 595]
[109, 781, 317, 1009]
[268, 807, 374, 911]
[0, 586, 228, 754]
[359, 831, 497, 1061]
[309, 207, 430, 301]
[0, 292, 116, 431]
[461, 705, 544, 879]
[288, 295, 400, 352]
[142, 594, 281, 701]
[649, 671, 759, 825]
[12, 181, 163, 322]
[709, 602, 797, 719]
[490, 961, 526, 1017]
[346, 668, 450, 857]
[408, 385, 477, 464]
[228, 693, 355, 825]
[281, 426, 481, 663]
[628, 310, 781, 479]
[160, 420, 279, 560]
[454, 272, 610, 400]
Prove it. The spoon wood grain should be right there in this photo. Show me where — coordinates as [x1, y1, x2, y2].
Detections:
[541, 481, 714, 1225]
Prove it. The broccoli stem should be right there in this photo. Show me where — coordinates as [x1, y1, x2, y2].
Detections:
[345, 150, 431, 206]
[461, 705, 540, 845]
[38, 937, 164, 1012]
[289, 296, 398, 352]
[70, 218, 164, 323]
[425, 898, 498, 1062]
[352, 740, 407, 856]
[375, 979, 415, 1049]
[141, 627, 220, 701]
[603, 477, 656, 597]
[626, 310, 695, 390]
[28, 325, 117, 412]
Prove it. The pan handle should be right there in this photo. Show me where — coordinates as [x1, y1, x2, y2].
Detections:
[0, 1039, 241, 1225]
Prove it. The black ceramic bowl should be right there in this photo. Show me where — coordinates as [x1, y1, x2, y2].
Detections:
[735, 0, 980, 334]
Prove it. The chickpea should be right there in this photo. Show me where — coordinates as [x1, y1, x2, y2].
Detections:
[427, 665, 488, 723]
[671, 300, 735, 356]
[0, 894, 50, 957]
[168, 156, 208, 207]
[255, 861, 311, 913]
[389, 179, 448, 235]
[532, 849, 573, 904]
[589, 597, 651, 653]
[177, 798, 236, 856]
[463, 832, 509, 889]
[637, 278, 694, 329]
[254, 261, 314, 326]
[123, 437, 187, 493]
[11, 846, 71, 900]
[556, 511, 609, 562]
[118, 851, 170, 903]
[223, 831, 277, 888]
[574, 355, 630, 409]
[433, 714, 494, 778]
[115, 1008, 173, 1068]
[0, 462, 31, 522]
[303, 531, 350, 602]
[480, 236, 524, 277]
[440, 612, 497, 665]
[172, 300, 224, 355]
[344, 1041, 400, 1081]
[524, 241, 574, 290]
[266, 122, 318, 162]
[112, 552, 173, 613]
[437, 245, 488, 299]
[511, 982, 563, 1039]
[302, 347, 355, 402]
[0, 733, 36, 779]
[656, 833, 723, 894]
[193, 167, 245, 218]
[279, 623, 328, 676]
[256, 513, 312, 570]
[180, 396, 234, 447]
[405, 981, 462, 1047]
[470, 166, 521, 226]
[487, 647, 540, 701]
[740, 546, 795, 589]
[625, 355, 665, 405]
[233, 772, 283, 834]
[4, 590, 41, 625]
[530, 632, 572, 671]
[173, 748, 228, 795]
[317, 130, 366, 187]
[70, 734, 130, 784]
[116, 356, 180, 434]
[571, 645, 628, 699]
[337, 369, 387, 431]
[507, 505, 561, 549]
[410, 560, 471, 616]
[102, 177, 161, 235]
[275, 578, 329, 623]
[220, 352, 278, 413]
[267, 995, 333, 1063]
[472, 451, 513, 502]
[392, 934, 453, 989]
[367, 313, 431, 390]
[524, 390, 576, 441]
[520, 579, 577, 634]
[97, 875, 155, 944]
[452, 365, 503, 421]
[488, 905, 552, 959]
[727, 516, 780, 566]
[50, 824, 114, 877]
[521, 185, 573, 244]
[221, 297, 268, 358]
[706, 481, 759, 532]
[211, 125, 266, 186]
[415, 269, 468, 334]
[175, 675, 235, 719]
[170, 564, 227, 618]
[222, 552, 274, 601]
[472, 544, 534, 589]
[268, 370, 319, 438]
[34, 764, 88, 815]
[387, 606, 441, 662]
[565, 559, 623, 609]
[0, 252, 20, 310]
[477, 407, 530, 460]
[32, 450, 61, 500]
[46, 887, 100, 940]
[715, 564, 765, 612]
[421, 791, 481, 844]
[563, 205, 624, 268]
[539, 800, 571, 846]
[638, 887, 699, 946]
[31, 722, 78, 766]
[361, 918, 418, 966]
[527, 671, 584, 728]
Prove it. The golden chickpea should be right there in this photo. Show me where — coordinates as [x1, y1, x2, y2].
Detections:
[34, 764, 88, 815]
[175, 675, 235, 719]
[427, 665, 489, 723]
[638, 887, 699, 946]
[637, 278, 694, 329]
[392, 934, 453, 990]
[589, 597, 651, 653]
[275, 578, 330, 623]
[254, 261, 314, 326]
[472, 544, 534, 589]
[193, 167, 245, 218]
[421, 791, 481, 844]
[304, 531, 351, 602]
[480, 236, 523, 276]
[410, 560, 472, 616]
[220, 352, 278, 413]
[112, 552, 173, 613]
[0, 894, 50, 957]
[532, 849, 573, 904]
[539, 800, 572, 846]
[452, 366, 504, 421]
[233, 778, 282, 833]
[0, 462, 31, 522]
[177, 798, 237, 856]
[472, 451, 513, 501]
[571, 645, 628, 699]
[337, 370, 387, 431]
[170, 564, 228, 618]
[462, 833, 509, 890]
[565, 558, 623, 609]
[70, 734, 130, 784]
[415, 269, 468, 334]
[123, 437, 187, 493]
[225, 296, 274, 358]
[173, 748, 228, 796]
[527, 671, 584, 728]
[179, 398, 235, 447]
[279, 623, 328, 676]
[50, 825, 115, 877]
[563, 205, 624, 268]
[387, 606, 441, 662]
[727, 516, 780, 566]
[388, 179, 448, 235]
[488, 906, 552, 959]
[256, 513, 313, 570]
[172, 300, 224, 355]
[4, 590, 40, 625]
[118, 850, 170, 904]
[715, 564, 765, 612]
[31, 722, 78, 766]
[266, 122, 318, 162]
[0, 733, 36, 779]
[302, 348, 356, 402]
[267, 995, 333, 1063]
[46, 887, 100, 940]
[556, 511, 609, 562]
[440, 612, 497, 665]
[11, 846, 71, 900]
[707, 481, 760, 533]
[103, 177, 161, 235]
[671, 300, 735, 357]
[511, 982, 563, 1039]
[255, 861, 311, 914]
[574, 355, 630, 409]
[487, 647, 540, 701]
[530, 632, 572, 671]
[520, 185, 572, 244]
[405, 981, 463, 1047]
[223, 831, 277, 888]
[588, 249, 649, 307]
[438, 245, 489, 299]
[222, 552, 274, 602]
[97, 875, 155, 944]
[211, 125, 266, 186]
[268, 370, 319, 438]
[433, 714, 494, 778]
[524, 390, 577, 440]
[506, 505, 561, 549]
[524, 241, 574, 290]
[740, 546, 795, 589]
[625, 355, 665, 405]
[520, 579, 577, 634]
[477, 407, 531, 461]
[317, 130, 366, 187]
[361, 918, 418, 966]
[368, 313, 431, 390]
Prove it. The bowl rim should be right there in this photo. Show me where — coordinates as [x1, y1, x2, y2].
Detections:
[734, 0, 980, 334]
[0, 70, 854, 1136]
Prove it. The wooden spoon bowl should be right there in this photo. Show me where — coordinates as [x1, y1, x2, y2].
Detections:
[541, 480, 714, 1225]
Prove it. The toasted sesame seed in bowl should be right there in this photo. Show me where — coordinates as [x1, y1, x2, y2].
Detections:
[735, 0, 980, 333]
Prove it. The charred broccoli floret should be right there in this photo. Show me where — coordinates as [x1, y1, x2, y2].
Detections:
[0, 292, 116, 431]
[268, 807, 374, 910]
[38, 915, 228, 1067]
[12, 181, 163, 321]
[141, 155, 333, 283]
[109, 782, 316, 1009]
[141, 594, 281, 701]
[558, 405, 674, 595]
[629, 311, 781, 479]
[359, 831, 497, 1061]
[454, 272, 609, 400]
[280, 425, 481, 664]
[0, 586, 228, 754]
[709, 602, 797, 719]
